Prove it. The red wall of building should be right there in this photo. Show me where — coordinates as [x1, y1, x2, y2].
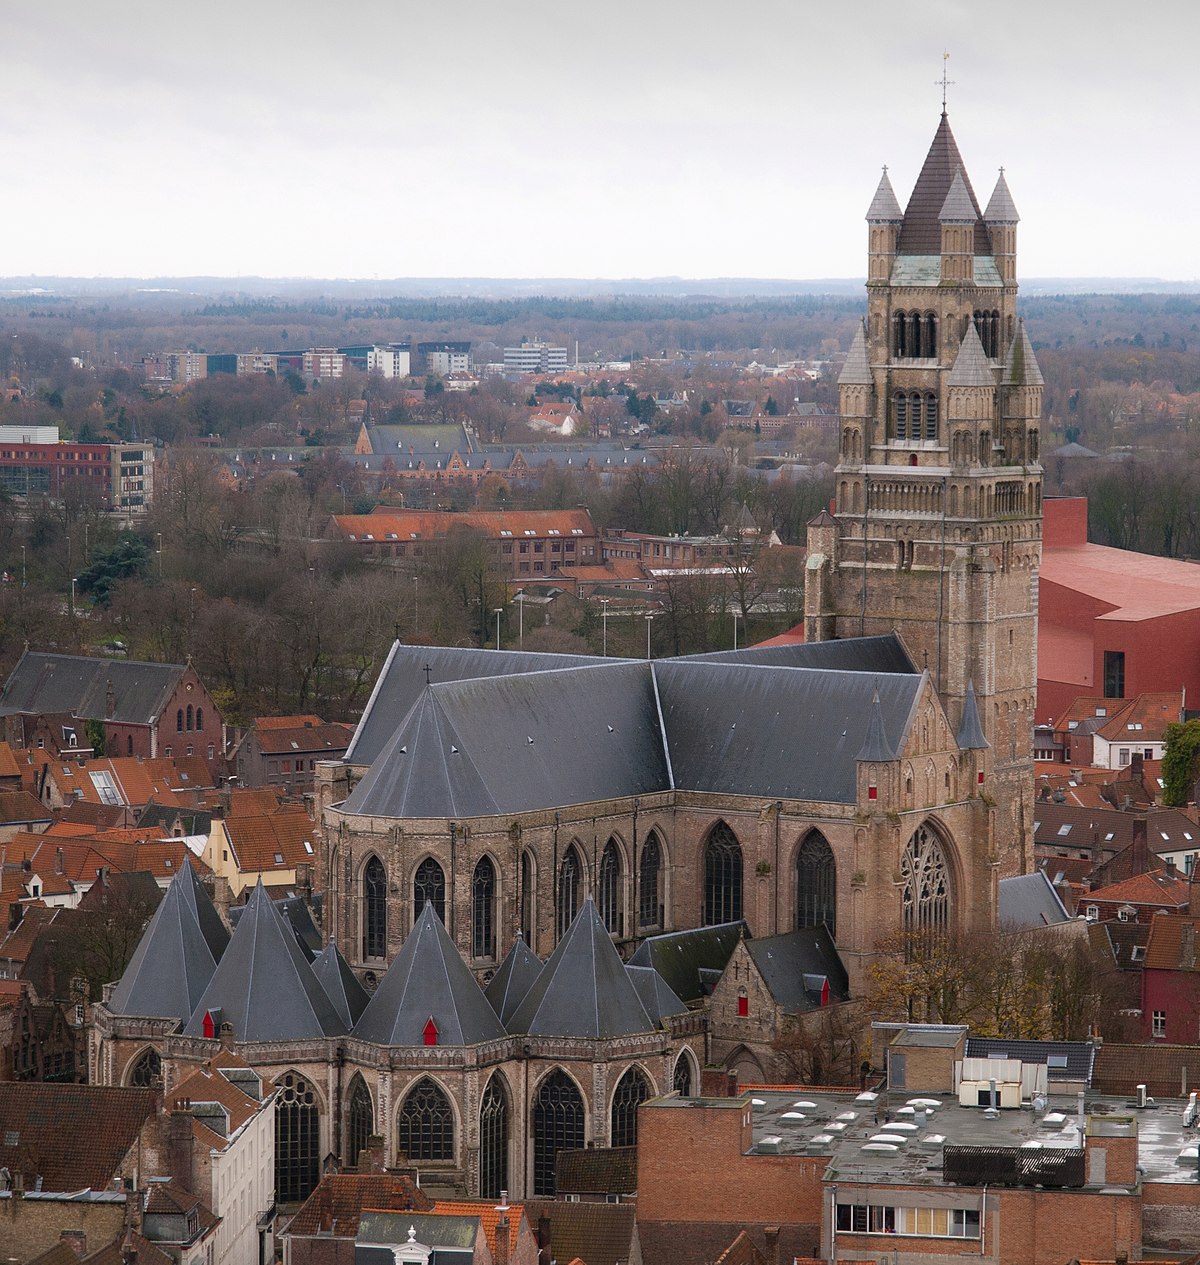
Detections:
[1141, 967, 1200, 1043]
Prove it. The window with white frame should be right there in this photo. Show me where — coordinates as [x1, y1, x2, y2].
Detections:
[1152, 1010, 1166, 1038]
[836, 1203, 980, 1239]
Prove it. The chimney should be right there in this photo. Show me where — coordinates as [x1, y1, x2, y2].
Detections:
[56, 847, 64, 875]
[167, 1111, 194, 1193]
[494, 1191, 511, 1265]
[764, 1226, 781, 1265]
[1182, 922, 1196, 972]
[1191, 879, 1200, 918]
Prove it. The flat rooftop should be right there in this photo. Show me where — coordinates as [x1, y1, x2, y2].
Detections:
[742, 1087, 1199, 1186]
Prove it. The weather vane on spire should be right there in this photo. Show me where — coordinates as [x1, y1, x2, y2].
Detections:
[937, 51, 954, 113]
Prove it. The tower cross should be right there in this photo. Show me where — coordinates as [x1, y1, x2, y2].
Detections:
[937, 51, 955, 112]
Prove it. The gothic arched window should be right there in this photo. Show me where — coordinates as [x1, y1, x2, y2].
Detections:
[611, 1067, 651, 1148]
[176, 708, 183, 733]
[276, 1071, 320, 1204]
[598, 839, 622, 934]
[363, 855, 387, 960]
[472, 856, 496, 960]
[347, 1075, 373, 1169]
[479, 1074, 510, 1199]
[532, 1070, 585, 1196]
[195, 707, 203, 731]
[397, 1077, 454, 1162]
[901, 824, 951, 937]
[413, 857, 446, 924]
[894, 391, 908, 440]
[128, 1047, 161, 1088]
[519, 850, 534, 944]
[923, 392, 938, 440]
[639, 831, 662, 929]
[558, 845, 583, 938]
[186, 704, 193, 731]
[796, 832, 836, 937]
[673, 1051, 695, 1098]
[703, 821, 742, 925]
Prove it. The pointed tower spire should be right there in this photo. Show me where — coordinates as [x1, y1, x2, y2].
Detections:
[956, 681, 990, 750]
[948, 321, 994, 384]
[984, 169, 1019, 224]
[866, 167, 903, 222]
[838, 322, 872, 386]
[939, 169, 976, 223]
[897, 114, 988, 256]
[1003, 318, 1043, 386]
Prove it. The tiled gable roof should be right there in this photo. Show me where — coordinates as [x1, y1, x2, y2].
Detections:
[354, 901, 504, 1046]
[223, 807, 316, 872]
[0, 652, 188, 726]
[556, 1146, 638, 1196]
[430, 1200, 525, 1259]
[1143, 913, 1200, 972]
[744, 926, 850, 1011]
[1086, 869, 1190, 908]
[253, 720, 350, 756]
[521, 1200, 638, 1265]
[287, 1174, 431, 1238]
[0, 1083, 158, 1189]
[1092, 1042, 1200, 1098]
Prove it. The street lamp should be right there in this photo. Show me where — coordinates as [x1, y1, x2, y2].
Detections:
[516, 591, 525, 648]
[70, 576, 77, 617]
[732, 608, 741, 651]
[157, 533, 163, 579]
[600, 597, 610, 657]
[493, 607, 503, 651]
[645, 612, 654, 661]
[20, 545, 25, 590]
[413, 575, 420, 636]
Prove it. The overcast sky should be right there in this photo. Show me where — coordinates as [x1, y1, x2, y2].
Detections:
[5, 1, 1197, 283]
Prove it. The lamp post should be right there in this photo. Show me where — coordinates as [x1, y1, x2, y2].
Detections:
[20, 545, 25, 589]
[70, 576, 76, 618]
[733, 608, 741, 651]
[600, 597, 610, 657]
[413, 575, 420, 636]
[645, 612, 654, 661]
[516, 591, 525, 648]
[493, 607, 503, 651]
[157, 533, 163, 579]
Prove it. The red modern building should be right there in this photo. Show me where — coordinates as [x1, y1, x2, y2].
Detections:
[1038, 497, 1200, 724]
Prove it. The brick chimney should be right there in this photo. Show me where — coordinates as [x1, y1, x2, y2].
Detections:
[1190, 879, 1200, 918]
[763, 1226, 780, 1265]
[167, 1111, 194, 1193]
[493, 1191, 511, 1265]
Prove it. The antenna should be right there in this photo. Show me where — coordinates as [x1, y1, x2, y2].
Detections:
[937, 51, 955, 113]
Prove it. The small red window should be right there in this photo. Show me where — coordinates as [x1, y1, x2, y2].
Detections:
[737, 994, 748, 1017]
[868, 784, 877, 800]
[423, 1017, 439, 1046]
[978, 770, 985, 785]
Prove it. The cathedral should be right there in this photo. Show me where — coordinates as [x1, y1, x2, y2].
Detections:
[92, 111, 1043, 1207]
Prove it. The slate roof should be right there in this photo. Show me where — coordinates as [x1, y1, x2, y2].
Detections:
[357, 1210, 478, 1250]
[229, 890, 322, 958]
[896, 113, 991, 256]
[957, 681, 989, 750]
[313, 941, 372, 1027]
[626, 964, 688, 1024]
[997, 871, 1072, 929]
[1003, 319, 1043, 386]
[964, 1037, 1096, 1083]
[939, 169, 976, 222]
[182, 882, 345, 1041]
[108, 862, 220, 1022]
[865, 168, 902, 222]
[627, 922, 746, 1003]
[838, 323, 872, 386]
[484, 935, 542, 1027]
[345, 661, 667, 819]
[0, 652, 188, 725]
[509, 899, 655, 1038]
[984, 169, 1019, 223]
[947, 323, 995, 384]
[353, 902, 505, 1046]
[744, 926, 850, 1011]
[680, 633, 916, 674]
[0, 1083, 158, 1189]
[557, 1146, 638, 1196]
[345, 643, 611, 768]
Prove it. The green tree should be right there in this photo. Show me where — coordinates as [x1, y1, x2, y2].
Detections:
[1162, 719, 1200, 806]
[75, 535, 153, 606]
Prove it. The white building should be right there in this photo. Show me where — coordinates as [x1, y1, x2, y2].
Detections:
[171, 1053, 277, 1265]
[417, 342, 470, 375]
[0, 424, 60, 444]
[504, 343, 569, 374]
[367, 344, 412, 378]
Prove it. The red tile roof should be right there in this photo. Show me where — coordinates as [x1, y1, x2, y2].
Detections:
[430, 1201, 524, 1259]
[287, 1174, 432, 1237]
[1143, 913, 1200, 972]
[224, 807, 316, 872]
[1086, 869, 1191, 909]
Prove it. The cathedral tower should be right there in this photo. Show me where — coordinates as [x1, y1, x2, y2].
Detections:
[806, 113, 1043, 876]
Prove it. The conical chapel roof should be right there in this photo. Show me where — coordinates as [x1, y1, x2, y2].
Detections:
[484, 934, 542, 1027]
[896, 114, 991, 256]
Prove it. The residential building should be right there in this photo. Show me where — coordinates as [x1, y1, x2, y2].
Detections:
[1141, 899, 1200, 1042]
[167, 352, 208, 385]
[236, 352, 278, 376]
[301, 349, 346, 381]
[416, 342, 471, 375]
[0, 651, 226, 780]
[366, 343, 412, 378]
[282, 1174, 433, 1265]
[328, 508, 600, 577]
[233, 716, 351, 791]
[203, 802, 318, 898]
[504, 343, 569, 375]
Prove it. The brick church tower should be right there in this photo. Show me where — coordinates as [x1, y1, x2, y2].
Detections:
[805, 112, 1043, 876]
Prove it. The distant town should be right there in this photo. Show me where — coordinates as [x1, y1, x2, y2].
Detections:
[4, 111, 1200, 1265]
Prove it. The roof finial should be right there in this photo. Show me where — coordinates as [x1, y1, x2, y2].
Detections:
[423, 663, 432, 687]
[937, 50, 954, 114]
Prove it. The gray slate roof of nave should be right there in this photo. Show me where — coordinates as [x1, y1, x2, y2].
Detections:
[182, 882, 345, 1041]
[0, 651, 187, 724]
[997, 871, 1072, 930]
[507, 898, 655, 1038]
[344, 661, 668, 819]
[345, 643, 615, 767]
[352, 901, 505, 1046]
[674, 633, 917, 675]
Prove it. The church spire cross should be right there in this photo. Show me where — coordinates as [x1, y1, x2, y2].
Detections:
[937, 51, 955, 113]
